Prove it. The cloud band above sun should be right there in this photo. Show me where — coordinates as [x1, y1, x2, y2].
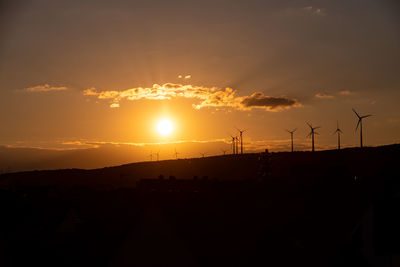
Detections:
[83, 83, 301, 111]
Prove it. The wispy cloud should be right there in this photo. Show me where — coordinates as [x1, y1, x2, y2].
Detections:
[25, 84, 67, 92]
[56, 138, 313, 153]
[83, 83, 301, 111]
[315, 93, 334, 99]
[339, 90, 354, 95]
[82, 138, 229, 147]
[4, 137, 354, 155]
[303, 6, 327, 16]
[178, 74, 191, 79]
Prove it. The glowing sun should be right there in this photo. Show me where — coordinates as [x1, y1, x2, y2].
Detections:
[157, 119, 174, 136]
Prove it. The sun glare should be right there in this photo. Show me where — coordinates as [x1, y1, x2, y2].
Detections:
[157, 119, 174, 136]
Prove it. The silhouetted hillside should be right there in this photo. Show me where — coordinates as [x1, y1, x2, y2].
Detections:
[0, 144, 399, 266]
[1, 144, 398, 190]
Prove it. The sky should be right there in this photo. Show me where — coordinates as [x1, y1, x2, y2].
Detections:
[0, 0, 399, 161]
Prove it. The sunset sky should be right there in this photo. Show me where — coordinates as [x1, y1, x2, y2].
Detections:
[1, 0, 399, 161]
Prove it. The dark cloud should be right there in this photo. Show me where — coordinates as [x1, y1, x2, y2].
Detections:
[241, 92, 299, 110]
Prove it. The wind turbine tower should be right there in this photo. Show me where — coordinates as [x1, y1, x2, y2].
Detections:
[236, 128, 246, 154]
[174, 148, 179, 160]
[286, 128, 297, 152]
[235, 136, 239, 155]
[333, 121, 343, 150]
[230, 136, 236, 154]
[307, 122, 321, 152]
[352, 108, 372, 148]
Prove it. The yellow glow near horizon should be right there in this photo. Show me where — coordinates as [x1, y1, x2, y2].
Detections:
[157, 119, 174, 136]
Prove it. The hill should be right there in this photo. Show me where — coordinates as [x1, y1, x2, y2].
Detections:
[0, 144, 399, 266]
[1, 144, 399, 189]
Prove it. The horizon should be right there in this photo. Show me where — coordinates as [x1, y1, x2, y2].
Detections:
[1, 142, 398, 174]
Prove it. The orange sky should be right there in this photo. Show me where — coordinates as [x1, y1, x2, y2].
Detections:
[0, 0, 399, 162]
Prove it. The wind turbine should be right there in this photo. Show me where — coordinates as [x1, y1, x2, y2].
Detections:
[200, 152, 207, 158]
[307, 122, 321, 152]
[333, 121, 343, 150]
[230, 135, 236, 154]
[155, 150, 160, 161]
[286, 128, 297, 152]
[149, 150, 153, 161]
[174, 148, 179, 159]
[235, 136, 239, 155]
[352, 108, 372, 148]
[221, 149, 227, 155]
[236, 128, 247, 154]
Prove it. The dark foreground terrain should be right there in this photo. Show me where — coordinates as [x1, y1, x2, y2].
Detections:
[0, 145, 399, 266]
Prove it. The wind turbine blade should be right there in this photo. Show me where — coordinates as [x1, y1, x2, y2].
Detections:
[306, 122, 312, 128]
[352, 108, 361, 118]
[314, 126, 321, 130]
[355, 119, 361, 131]
[235, 127, 246, 133]
[293, 128, 297, 133]
[362, 114, 372, 119]
[306, 133, 311, 138]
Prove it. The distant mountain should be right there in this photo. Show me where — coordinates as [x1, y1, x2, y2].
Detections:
[0, 141, 234, 172]
[0, 145, 139, 172]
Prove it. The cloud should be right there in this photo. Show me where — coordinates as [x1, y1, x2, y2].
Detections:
[339, 90, 353, 95]
[178, 74, 191, 79]
[241, 93, 300, 111]
[83, 83, 301, 111]
[315, 93, 334, 99]
[60, 138, 309, 153]
[303, 6, 327, 16]
[25, 84, 67, 92]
